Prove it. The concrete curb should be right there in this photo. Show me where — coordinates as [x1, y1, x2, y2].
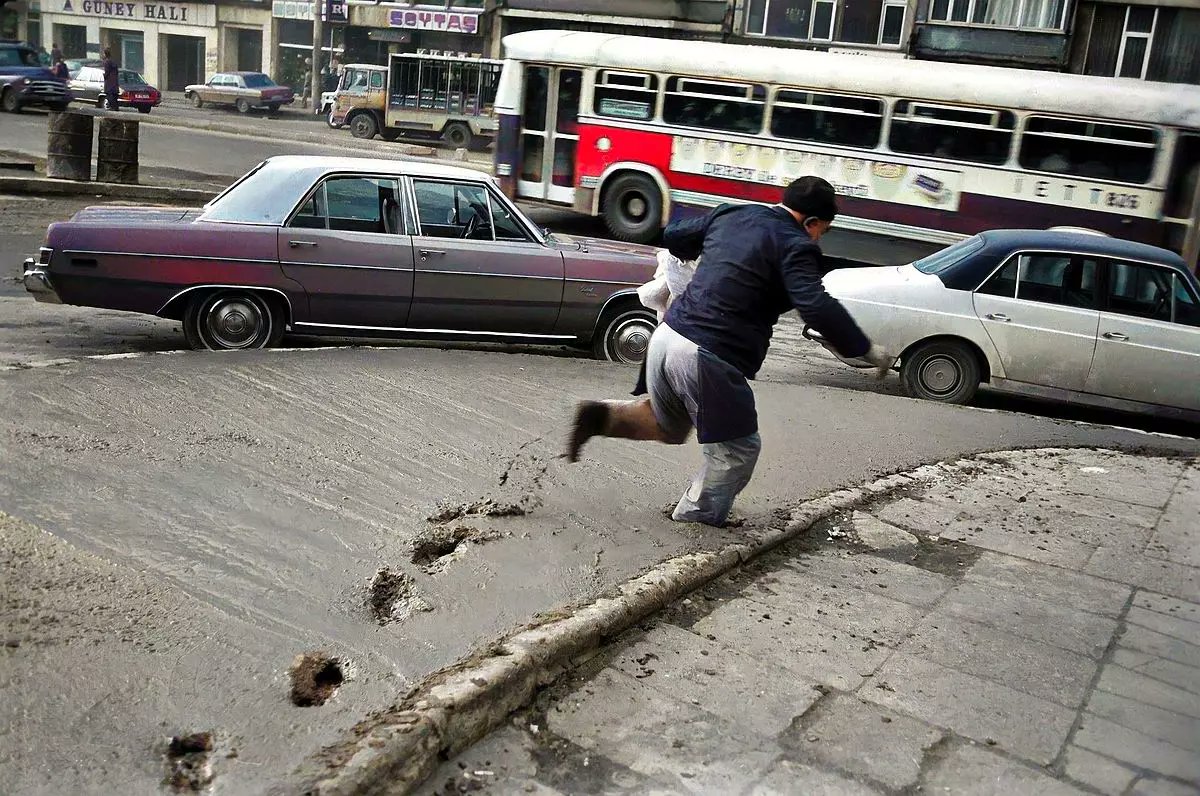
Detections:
[0, 175, 218, 203]
[283, 454, 995, 796]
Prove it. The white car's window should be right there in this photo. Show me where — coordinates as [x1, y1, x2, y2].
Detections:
[976, 258, 1017, 298]
[1017, 254, 1098, 309]
[413, 180, 494, 241]
[1106, 261, 1196, 325]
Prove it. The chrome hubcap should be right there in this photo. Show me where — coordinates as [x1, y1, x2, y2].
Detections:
[610, 318, 654, 364]
[918, 355, 962, 397]
[205, 297, 265, 349]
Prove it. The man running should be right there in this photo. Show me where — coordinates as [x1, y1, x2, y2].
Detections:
[567, 176, 890, 527]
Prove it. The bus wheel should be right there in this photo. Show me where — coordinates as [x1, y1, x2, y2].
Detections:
[442, 122, 471, 149]
[602, 173, 663, 243]
[350, 112, 378, 139]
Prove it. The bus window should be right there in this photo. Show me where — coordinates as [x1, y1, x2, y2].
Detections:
[888, 101, 1014, 165]
[1019, 117, 1157, 184]
[594, 70, 658, 121]
[770, 90, 883, 150]
[663, 77, 766, 135]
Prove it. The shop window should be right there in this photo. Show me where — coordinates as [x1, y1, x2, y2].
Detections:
[663, 77, 766, 135]
[771, 90, 883, 150]
[889, 101, 1015, 165]
[594, 71, 658, 122]
[1018, 116, 1158, 184]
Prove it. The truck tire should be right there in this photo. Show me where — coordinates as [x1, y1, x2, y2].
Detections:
[350, 112, 378, 140]
[442, 122, 471, 149]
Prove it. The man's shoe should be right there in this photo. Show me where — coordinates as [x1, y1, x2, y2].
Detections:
[567, 401, 609, 463]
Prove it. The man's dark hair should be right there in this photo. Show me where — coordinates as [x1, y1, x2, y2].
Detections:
[782, 176, 838, 221]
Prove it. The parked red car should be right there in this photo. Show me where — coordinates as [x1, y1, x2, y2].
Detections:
[23, 156, 659, 362]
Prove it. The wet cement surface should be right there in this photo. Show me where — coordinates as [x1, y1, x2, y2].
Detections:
[0, 342, 1197, 792]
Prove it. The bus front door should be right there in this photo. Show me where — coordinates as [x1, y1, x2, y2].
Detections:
[516, 66, 582, 206]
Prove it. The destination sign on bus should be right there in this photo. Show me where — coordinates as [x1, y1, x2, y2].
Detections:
[669, 137, 963, 212]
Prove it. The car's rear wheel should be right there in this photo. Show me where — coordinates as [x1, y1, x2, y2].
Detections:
[602, 173, 663, 243]
[266, 103, 281, 116]
[236, 98, 251, 114]
[349, 112, 378, 139]
[593, 304, 657, 364]
[900, 339, 980, 405]
[183, 290, 283, 351]
[137, 105, 151, 114]
[189, 92, 203, 109]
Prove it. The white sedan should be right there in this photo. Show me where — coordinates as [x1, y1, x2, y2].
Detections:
[817, 229, 1200, 421]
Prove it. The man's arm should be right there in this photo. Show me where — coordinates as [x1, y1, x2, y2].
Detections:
[661, 211, 709, 261]
[779, 241, 871, 359]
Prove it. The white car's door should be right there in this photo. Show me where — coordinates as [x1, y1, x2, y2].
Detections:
[1084, 259, 1200, 411]
[972, 252, 1101, 390]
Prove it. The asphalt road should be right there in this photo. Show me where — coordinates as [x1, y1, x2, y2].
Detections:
[3, 183, 1199, 794]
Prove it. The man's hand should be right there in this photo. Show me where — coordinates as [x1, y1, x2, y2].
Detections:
[863, 344, 894, 380]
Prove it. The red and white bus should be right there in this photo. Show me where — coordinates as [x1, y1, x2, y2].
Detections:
[493, 30, 1200, 271]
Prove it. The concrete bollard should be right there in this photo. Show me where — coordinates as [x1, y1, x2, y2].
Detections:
[45, 111, 93, 181]
[96, 117, 140, 184]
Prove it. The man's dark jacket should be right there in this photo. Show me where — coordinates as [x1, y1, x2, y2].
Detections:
[102, 58, 119, 93]
[661, 203, 870, 379]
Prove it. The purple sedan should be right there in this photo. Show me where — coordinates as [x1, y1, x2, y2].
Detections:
[23, 156, 660, 363]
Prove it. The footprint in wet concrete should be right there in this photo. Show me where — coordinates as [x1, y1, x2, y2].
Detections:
[367, 568, 431, 625]
[289, 651, 345, 707]
[410, 524, 511, 575]
[163, 731, 214, 792]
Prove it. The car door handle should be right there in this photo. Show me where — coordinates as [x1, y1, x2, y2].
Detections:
[288, 240, 318, 248]
[986, 313, 1011, 322]
[418, 249, 446, 261]
[1102, 332, 1129, 341]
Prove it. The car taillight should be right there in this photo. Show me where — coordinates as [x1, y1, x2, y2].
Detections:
[119, 90, 131, 99]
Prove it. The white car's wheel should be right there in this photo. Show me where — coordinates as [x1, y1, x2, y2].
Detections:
[900, 339, 981, 405]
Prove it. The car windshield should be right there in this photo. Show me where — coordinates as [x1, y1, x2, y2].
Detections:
[201, 160, 330, 225]
[913, 235, 986, 275]
[0, 48, 41, 68]
[242, 74, 275, 88]
[119, 70, 145, 84]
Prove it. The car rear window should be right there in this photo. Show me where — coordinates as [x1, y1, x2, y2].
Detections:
[201, 159, 326, 225]
[913, 235, 986, 275]
[242, 74, 275, 88]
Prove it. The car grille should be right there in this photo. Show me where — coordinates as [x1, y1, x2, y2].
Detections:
[28, 80, 68, 98]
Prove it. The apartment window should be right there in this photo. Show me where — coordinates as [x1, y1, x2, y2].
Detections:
[1116, 7, 1156, 79]
[593, 71, 659, 122]
[663, 77, 766, 135]
[1018, 116, 1158, 184]
[745, 0, 903, 45]
[771, 90, 884, 149]
[930, 0, 1067, 29]
[889, 102, 1016, 165]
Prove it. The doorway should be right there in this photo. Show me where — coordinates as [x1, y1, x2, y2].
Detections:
[164, 34, 204, 91]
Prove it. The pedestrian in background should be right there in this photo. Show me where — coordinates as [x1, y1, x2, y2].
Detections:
[301, 56, 313, 108]
[50, 42, 63, 65]
[51, 57, 69, 81]
[101, 48, 119, 111]
[568, 176, 891, 527]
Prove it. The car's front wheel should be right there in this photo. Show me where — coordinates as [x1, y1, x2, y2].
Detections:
[326, 109, 341, 129]
[900, 339, 981, 405]
[183, 290, 284, 351]
[1, 88, 21, 113]
[593, 305, 657, 364]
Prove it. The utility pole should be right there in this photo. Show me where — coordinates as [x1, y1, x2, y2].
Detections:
[310, 0, 324, 109]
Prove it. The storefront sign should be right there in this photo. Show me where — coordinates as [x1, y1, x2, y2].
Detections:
[57, 0, 215, 26]
[387, 10, 479, 34]
[670, 137, 964, 212]
[271, 0, 347, 23]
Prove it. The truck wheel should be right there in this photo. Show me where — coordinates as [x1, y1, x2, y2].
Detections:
[602, 173, 663, 243]
[442, 122, 471, 149]
[236, 98, 251, 114]
[350, 112, 378, 139]
[3, 88, 23, 113]
[189, 92, 203, 108]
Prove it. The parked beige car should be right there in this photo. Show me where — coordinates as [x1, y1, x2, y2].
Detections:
[184, 71, 294, 114]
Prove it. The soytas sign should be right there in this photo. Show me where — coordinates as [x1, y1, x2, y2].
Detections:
[58, 0, 215, 25]
[387, 10, 479, 34]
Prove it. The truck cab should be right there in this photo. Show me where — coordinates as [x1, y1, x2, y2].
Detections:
[0, 41, 70, 113]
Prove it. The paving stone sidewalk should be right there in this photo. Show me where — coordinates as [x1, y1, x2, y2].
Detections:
[420, 448, 1200, 796]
